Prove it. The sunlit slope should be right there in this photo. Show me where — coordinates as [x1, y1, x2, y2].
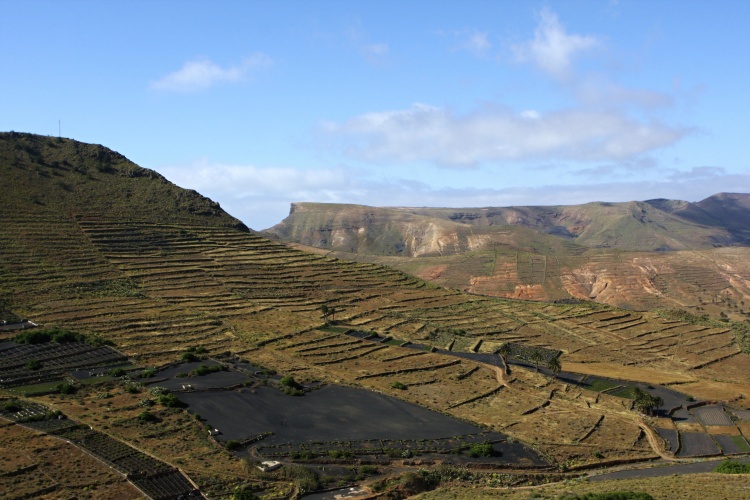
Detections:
[0, 132, 247, 230]
[2, 133, 750, 471]
[266, 197, 750, 253]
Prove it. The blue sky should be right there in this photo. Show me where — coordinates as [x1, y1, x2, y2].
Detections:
[2, 1, 749, 229]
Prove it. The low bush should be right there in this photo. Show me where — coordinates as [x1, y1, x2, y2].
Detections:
[26, 359, 42, 370]
[715, 459, 750, 474]
[138, 410, 160, 423]
[559, 493, 654, 500]
[226, 440, 242, 451]
[57, 382, 76, 394]
[467, 442, 494, 458]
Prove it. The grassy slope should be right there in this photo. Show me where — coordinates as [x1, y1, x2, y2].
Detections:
[2, 134, 749, 497]
[0, 132, 248, 230]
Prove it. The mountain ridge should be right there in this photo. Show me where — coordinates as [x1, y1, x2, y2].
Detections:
[265, 194, 750, 255]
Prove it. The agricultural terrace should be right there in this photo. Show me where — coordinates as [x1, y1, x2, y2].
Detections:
[0, 398, 199, 499]
[1, 207, 750, 493]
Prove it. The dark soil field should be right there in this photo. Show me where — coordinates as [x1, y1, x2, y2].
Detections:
[712, 434, 750, 454]
[692, 405, 734, 426]
[678, 432, 721, 457]
[180, 384, 483, 444]
[655, 428, 679, 454]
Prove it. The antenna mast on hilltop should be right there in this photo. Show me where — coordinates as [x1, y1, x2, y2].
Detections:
[58, 120, 61, 138]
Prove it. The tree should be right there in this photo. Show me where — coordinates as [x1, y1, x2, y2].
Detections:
[633, 387, 663, 416]
[547, 355, 562, 378]
[321, 304, 337, 324]
[529, 348, 544, 373]
[497, 343, 512, 374]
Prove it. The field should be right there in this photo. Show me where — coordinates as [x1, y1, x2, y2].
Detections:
[2, 134, 750, 498]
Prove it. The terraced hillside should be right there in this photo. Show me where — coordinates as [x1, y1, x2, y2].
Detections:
[2, 134, 750, 498]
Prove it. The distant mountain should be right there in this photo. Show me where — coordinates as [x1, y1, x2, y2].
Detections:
[265, 195, 750, 255]
[264, 197, 750, 315]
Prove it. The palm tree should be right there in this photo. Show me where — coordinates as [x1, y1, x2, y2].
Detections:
[547, 355, 562, 378]
[633, 388, 663, 416]
[497, 342, 512, 374]
[529, 348, 544, 373]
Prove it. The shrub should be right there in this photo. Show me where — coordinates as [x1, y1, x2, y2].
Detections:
[138, 410, 159, 423]
[26, 359, 42, 370]
[280, 375, 304, 396]
[157, 392, 184, 408]
[181, 352, 199, 362]
[559, 493, 654, 500]
[57, 382, 76, 394]
[390, 381, 407, 390]
[124, 385, 140, 394]
[192, 364, 227, 376]
[280, 375, 301, 389]
[359, 465, 377, 475]
[232, 486, 260, 500]
[108, 368, 127, 377]
[279, 465, 319, 494]
[2, 401, 21, 412]
[715, 459, 750, 474]
[468, 443, 494, 458]
[226, 440, 242, 451]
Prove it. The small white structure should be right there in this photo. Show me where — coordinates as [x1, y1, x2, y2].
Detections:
[208, 428, 221, 436]
[257, 461, 281, 472]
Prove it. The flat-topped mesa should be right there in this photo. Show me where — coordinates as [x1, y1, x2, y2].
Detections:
[265, 195, 750, 255]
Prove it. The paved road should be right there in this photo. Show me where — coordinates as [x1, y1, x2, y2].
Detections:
[588, 456, 749, 481]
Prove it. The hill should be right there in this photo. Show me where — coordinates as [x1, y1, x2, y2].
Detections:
[2, 133, 750, 498]
[0, 131, 248, 230]
[266, 196, 750, 254]
[265, 201, 750, 317]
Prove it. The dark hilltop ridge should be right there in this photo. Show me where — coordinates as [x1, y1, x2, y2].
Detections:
[0, 131, 248, 231]
[265, 193, 750, 256]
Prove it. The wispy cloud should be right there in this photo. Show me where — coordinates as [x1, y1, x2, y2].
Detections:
[156, 158, 750, 230]
[151, 54, 271, 92]
[320, 103, 689, 167]
[363, 43, 389, 56]
[512, 7, 600, 79]
[437, 29, 492, 56]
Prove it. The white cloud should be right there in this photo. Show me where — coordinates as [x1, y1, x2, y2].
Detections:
[363, 43, 389, 56]
[159, 160, 350, 197]
[321, 103, 689, 167]
[467, 32, 492, 53]
[513, 7, 599, 79]
[151, 54, 271, 92]
[154, 157, 749, 230]
[437, 29, 492, 55]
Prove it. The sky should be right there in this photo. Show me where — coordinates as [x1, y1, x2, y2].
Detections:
[2, 1, 749, 230]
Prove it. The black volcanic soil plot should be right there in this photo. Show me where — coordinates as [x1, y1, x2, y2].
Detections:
[656, 428, 679, 454]
[678, 432, 721, 457]
[713, 434, 750, 454]
[180, 385, 481, 444]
